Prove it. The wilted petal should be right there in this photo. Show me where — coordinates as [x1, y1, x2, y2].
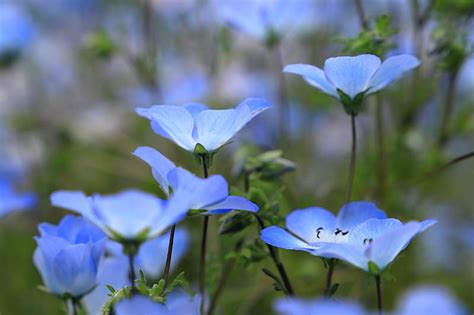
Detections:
[324, 54, 381, 99]
[368, 54, 420, 94]
[132, 146, 176, 195]
[261, 226, 314, 251]
[283, 64, 338, 97]
[285, 207, 336, 243]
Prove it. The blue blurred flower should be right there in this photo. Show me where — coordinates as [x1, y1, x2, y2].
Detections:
[261, 201, 436, 272]
[84, 228, 189, 314]
[33, 215, 106, 298]
[275, 297, 365, 315]
[133, 147, 258, 215]
[0, 3, 34, 64]
[50, 189, 191, 242]
[215, 0, 316, 41]
[397, 285, 467, 315]
[115, 291, 201, 315]
[136, 98, 270, 153]
[284, 54, 419, 113]
[0, 178, 36, 218]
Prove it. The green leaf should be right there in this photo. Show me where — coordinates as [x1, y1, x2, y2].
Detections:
[218, 212, 253, 235]
[324, 283, 340, 297]
[368, 261, 381, 275]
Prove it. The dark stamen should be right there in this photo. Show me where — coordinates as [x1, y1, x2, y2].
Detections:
[316, 227, 323, 239]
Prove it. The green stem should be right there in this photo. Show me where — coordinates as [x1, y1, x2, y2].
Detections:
[163, 224, 176, 290]
[324, 259, 336, 296]
[375, 275, 383, 315]
[128, 247, 137, 292]
[437, 71, 459, 146]
[199, 155, 209, 314]
[272, 43, 289, 142]
[374, 94, 387, 202]
[354, 0, 369, 29]
[345, 114, 357, 204]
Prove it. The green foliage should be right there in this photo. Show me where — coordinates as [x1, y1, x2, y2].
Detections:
[338, 15, 398, 57]
[218, 212, 253, 235]
[261, 268, 287, 294]
[82, 30, 116, 60]
[244, 150, 296, 181]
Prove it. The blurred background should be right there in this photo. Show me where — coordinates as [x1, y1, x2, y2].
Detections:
[0, 0, 473, 314]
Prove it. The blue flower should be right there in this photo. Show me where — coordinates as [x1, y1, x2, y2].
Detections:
[133, 146, 258, 215]
[0, 178, 37, 218]
[50, 189, 191, 242]
[261, 201, 436, 272]
[275, 297, 365, 315]
[136, 98, 270, 153]
[0, 4, 34, 63]
[396, 285, 467, 315]
[284, 54, 419, 113]
[33, 215, 106, 298]
[115, 291, 201, 315]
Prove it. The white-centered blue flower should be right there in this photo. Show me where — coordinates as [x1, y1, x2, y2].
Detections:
[284, 54, 420, 113]
[275, 297, 365, 315]
[50, 189, 191, 242]
[33, 215, 106, 298]
[136, 98, 270, 153]
[0, 178, 37, 218]
[261, 201, 436, 272]
[133, 146, 258, 215]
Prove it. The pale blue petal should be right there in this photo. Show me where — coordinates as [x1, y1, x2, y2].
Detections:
[33, 247, 63, 295]
[239, 97, 271, 117]
[285, 207, 336, 243]
[324, 54, 381, 99]
[368, 54, 420, 94]
[166, 290, 201, 314]
[115, 295, 167, 315]
[419, 218, 437, 232]
[149, 192, 192, 237]
[136, 105, 197, 151]
[349, 218, 402, 244]
[336, 201, 387, 232]
[397, 286, 467, 315]
[203, 196, 258, 215]
[53, 244, 98, 297]
[184, 103, 208, 117]
[168, 168, 228, 210]
[368, 222, 426, 270]
[50, 190, 92, 216]
[275, 297, 365, 315]
[315, 242, 368, 270]
[132, 146, 176, 195]
[283, 64, 338, 97]
[260, 226, 314, 251]
[91, 190, 164, 239]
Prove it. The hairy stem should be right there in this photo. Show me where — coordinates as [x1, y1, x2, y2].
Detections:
[253, 213, 294, 295]
[163, 224, 176, 290]
[345, 114, 357, 204]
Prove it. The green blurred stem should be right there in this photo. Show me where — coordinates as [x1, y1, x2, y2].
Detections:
[253, 213, 294, 295]
[199, 155, 210, 314]
[375, 275, 383, 315]
[324, 259, 336, 296]
[163, 224, 176, 290]
[272, 43, 289, 142]
[207, 239, 244, 315]
[375, 94, 387, 202]
[345, 114, 357, 204]
[354, 0, 369, 29]
[437, 71, 459, 146]
[417, 150, 474, 182]
[70, 298, 80, 315]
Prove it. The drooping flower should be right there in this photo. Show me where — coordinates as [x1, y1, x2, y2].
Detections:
[396, 285, 467, 315]
[0, 178, 37, 218]
[261, 201, 436, 272]
[33, 215, 106, 298]
[50, 189, 190, 242]
[284, 54, 420, 114]
[133, 146, 258, 215]
[275, 297, 365, 315]
[135, 98, 270, 153]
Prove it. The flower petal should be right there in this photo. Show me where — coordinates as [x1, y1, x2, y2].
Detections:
[368, 54, 420, 94]
[285, 207, 336, 243]
[348, 218, 403, 244]
[184, 103, 208, 117]
[324, 54, 381, 99]
[283, 64, 338, 97]
[316, 242, 368, 270]
[335, 201, 387, 232]
[136, 105, 196, 151]
[132, 146, 176, 195]
[115, 295, 167, 315]
[203, 196, 258, 215]
[260, 226, 314, 251]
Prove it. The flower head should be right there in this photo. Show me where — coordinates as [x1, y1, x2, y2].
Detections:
[133, 146, 258, 215]
[50, 189, 190, 242]
[284, 54, 419, 114]
[0, 178, 37, 218]
[115, 291, 201, 315]
[136, 98, 270, 153]
[261, 201, 436, 272]
[275, 297, 365, 315]
[33, 215, 106, 298]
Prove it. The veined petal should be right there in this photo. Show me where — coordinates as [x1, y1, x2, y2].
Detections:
[349, 218, 402, 244]
[336, 201, 387, 232]
[135, 105, 197, 151]
[283, 64, 338, 97]
[260, 226, 314, 251]
[240, 97, 271, 117]
[367, 54, 420, 94]
[285, 207, 336, 243]
[203, 196, 258, 215]
[132, 146, 176, 195]
[316, 242, 368, 270]
[184, 103, 208, 117]
[324, 54, 381, 99]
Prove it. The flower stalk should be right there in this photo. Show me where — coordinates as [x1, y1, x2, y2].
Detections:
[345, 113, 357, 204]
[199, 154, 210, 314]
